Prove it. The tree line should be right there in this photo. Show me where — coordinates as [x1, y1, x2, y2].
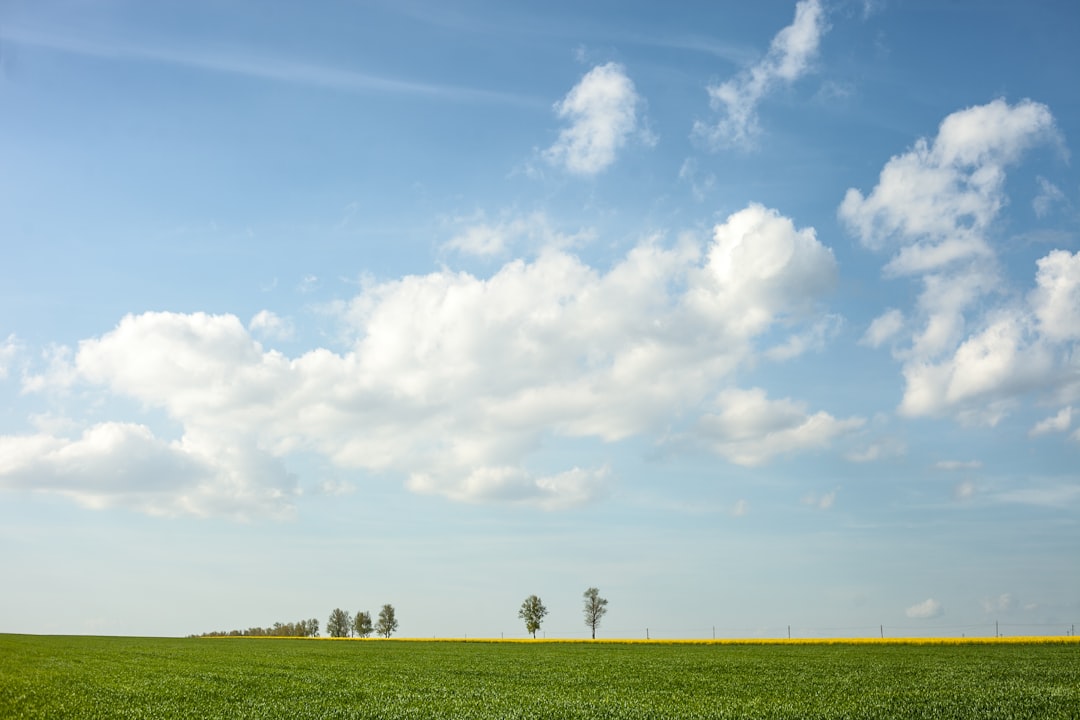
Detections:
[326, 604, 398, 638]
[190, 605, 397, 639]
[191, 587, 608, 640]
[191, 618, 321, 638]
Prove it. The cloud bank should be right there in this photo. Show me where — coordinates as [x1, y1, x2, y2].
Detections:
[1, 205, 858, 518]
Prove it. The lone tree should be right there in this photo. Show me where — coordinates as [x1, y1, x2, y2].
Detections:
[518, 594, 548, 638]
[327, 608, 352, 638]
[376, 604, 398, 638]
[353, 611, 373, 638]
[583, 587, 609, 639]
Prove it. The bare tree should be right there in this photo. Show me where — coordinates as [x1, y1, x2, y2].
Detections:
[518, 595, 548, 638]
[583, 587, 609, 639]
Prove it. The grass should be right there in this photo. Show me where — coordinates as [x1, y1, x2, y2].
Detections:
[1, 634, 1078, 719]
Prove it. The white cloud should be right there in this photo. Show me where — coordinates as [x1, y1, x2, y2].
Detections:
[846, 438, 906, 463]
[905, 598, 943, 619]
[839, 99, 1076, 425]
[1029, 407, 1072, 437]
[6, 204, 853, 517]
[698, 388, 863, 467]
[249, 310, 294, 342]
[731, 499, 750, 517]
[765, 314, 843, 361]
[860, 309, 904, 348]
[1031, 250, 1080, 343]
[694, 0, 827, 149]
[544, 62, 648, 175]
[840, 99, 1057, 264]
[444, 211, 594, 257]
[0, 423, 296, 519]
[691, 203, 838, 336]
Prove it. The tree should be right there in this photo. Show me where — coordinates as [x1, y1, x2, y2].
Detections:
[327, 608, 352, 638]
[376, 604, 398, 638]
[353, 610, 374, 638]
[583, 587, 609, 640]
[518, 594, 548, 638]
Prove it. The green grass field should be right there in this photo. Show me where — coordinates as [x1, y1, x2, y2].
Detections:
[1, 634, 1078, 719]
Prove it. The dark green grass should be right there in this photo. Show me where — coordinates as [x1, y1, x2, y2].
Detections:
[1, 635, 1078, 719]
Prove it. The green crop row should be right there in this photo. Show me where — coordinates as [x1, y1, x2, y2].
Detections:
[1, 634, 1078, 719]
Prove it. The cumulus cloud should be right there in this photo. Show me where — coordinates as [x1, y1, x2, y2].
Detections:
[544, 62, 649, 175]
[0, 423, 296, 518]
[905, 598, 943, 619]
[3, 204, 854, 517]
[839, 99, 1077, 424]
[694, 0, 827, 149]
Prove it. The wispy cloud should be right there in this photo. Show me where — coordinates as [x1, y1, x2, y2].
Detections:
[0, 334, 21, 380]
[693, 0, 828, 149]
[1029, 407, 1072, 437]
[444, 211, 595, 257]
[3, 25, 538, 106]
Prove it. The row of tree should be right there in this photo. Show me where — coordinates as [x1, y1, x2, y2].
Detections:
[519, 587, 609, 639]
[326, 604, 399, 638]
[193, 589, 607, 640]
[192, 618, 321, 638]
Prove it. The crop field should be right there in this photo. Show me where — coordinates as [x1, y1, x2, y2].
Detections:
[1, 635, 1078, 719]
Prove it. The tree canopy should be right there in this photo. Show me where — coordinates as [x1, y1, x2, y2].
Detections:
[376, 604, 398, 638]
[518, 595, 548, 638]
[327, 608, 352, 638]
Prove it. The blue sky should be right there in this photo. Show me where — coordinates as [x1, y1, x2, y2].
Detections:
[1, 0, 1079, 639]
